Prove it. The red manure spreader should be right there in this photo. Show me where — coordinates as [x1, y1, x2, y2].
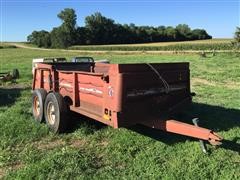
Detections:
[32, 59, 222, 152]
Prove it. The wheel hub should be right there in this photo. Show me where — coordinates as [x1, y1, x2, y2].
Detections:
[47, 102, 56, 125]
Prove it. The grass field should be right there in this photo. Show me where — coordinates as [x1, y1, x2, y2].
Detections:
[0, 42, 17, 49]
[69, 39, 237, 51]
[6, 39, 236, 52]
[73, 38, 233, 47]
[0, 47, 240, 179]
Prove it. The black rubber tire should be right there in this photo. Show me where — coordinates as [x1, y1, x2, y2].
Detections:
[12, 69, 20, 79]
[44, 92, 68, 133]
[32, 89, 47, 123]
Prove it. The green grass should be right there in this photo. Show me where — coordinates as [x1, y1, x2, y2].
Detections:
[0, 48, 240, 179]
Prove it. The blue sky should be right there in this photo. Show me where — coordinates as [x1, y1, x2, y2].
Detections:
[1, 0, 240, 42]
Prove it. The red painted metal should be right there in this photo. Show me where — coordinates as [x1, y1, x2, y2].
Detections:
[142, 119, 222, 145]
[32, 62, 222, 144]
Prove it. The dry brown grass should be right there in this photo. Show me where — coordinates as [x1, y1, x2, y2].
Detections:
[0, 161, 24, 179]
[35, 139, 66, 150]
[192, 77, 240, 89]
[69, 139, 86, 148]
[0, 168, 5, 179]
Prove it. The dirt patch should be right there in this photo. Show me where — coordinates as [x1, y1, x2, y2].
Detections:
[0, 162, 24, 179]
[69, 139, 86, 148]
[10, 161, 24, 171]
[98, 140, 109, 147]
[62, 138, 107, 148]
[33, 137, 88, 150]
[0, 168, 5, 179]
[35, 139, 66, 150]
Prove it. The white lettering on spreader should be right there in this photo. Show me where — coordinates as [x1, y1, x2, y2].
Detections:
[59, 83, 103, 94]
[79, 87, 103, 94]
[59, 82, 72, 88]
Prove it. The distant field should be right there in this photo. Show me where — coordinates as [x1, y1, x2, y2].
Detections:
[0, 47, 240, 179]
[2, 39, 238, 52]
[0, 42, 17, 49]
[69, 38, 236, 51]
[73, 38, 233, 47]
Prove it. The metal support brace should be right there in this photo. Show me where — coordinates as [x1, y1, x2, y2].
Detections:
[192, 118, 208, 153]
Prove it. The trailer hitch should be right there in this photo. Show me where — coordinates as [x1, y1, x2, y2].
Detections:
[142, 118, 223, 153]
[192, 118, 223, 153]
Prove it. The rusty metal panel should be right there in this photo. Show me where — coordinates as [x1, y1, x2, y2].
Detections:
[32, 62, 191, 128]
[32, 62, 224, 146]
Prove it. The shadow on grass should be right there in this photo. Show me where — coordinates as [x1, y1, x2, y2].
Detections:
[67, 102, 240, 153]
[129, 102, 240, 153]
[0, 87, 25, 107]
[66, 111, 107, 134]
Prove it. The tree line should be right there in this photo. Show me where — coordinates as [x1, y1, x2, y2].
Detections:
[27, 8, 212, 48]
